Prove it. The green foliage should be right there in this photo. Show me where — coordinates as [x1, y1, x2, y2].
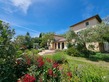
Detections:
[0, 21, 17, 82]
[67, 56, 109, 82]
[66, 29, 77, 42]
[31, 49, 39, 55]
[39, 32, 54, 48]
[53, 51, 67, 63]
[66, 47, 79, 56]
[26, 56, 61, 82]
[78, 23, 109, 43]
[16, 50, 23, 57]
[24, 49, 33, 55]
[67, 42, 73, 48]
[89, 53, 109, 62]
[14, 58, 28, 78]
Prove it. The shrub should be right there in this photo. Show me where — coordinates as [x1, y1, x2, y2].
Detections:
[53, 51, 67, 63]
[24, 49, 33, 55]
[16, 50, 23, 57]
[31, 49, 39, 55]
[67, 42, 73, 48]
[89, 53, 109, 61]
[66, 47, 79, 56]
[26, 56, 61, 82]
[15, 58, 28, 78]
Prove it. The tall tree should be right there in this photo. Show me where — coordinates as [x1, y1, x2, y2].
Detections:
[24, 32, 32, 49]
[0, 20, 17, 81]
[40, 32, 54, 48]
[66, 29, 77, 42]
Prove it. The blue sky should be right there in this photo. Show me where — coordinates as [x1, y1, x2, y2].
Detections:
[0, 0, 109, 37]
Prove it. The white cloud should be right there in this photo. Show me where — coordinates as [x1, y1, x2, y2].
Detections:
[11, 0, 33, 14]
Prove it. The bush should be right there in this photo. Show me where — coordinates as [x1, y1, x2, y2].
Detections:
[67, 42, 72, 48]
[31, 49, 39, 55]
[53, 51, 67, 63]
[24, 49, 33, 55]
[89, 53, 109, 61]
[16, 50, 23, 57]
[66, 47, 79, 56]
[25, 56, 61, 82]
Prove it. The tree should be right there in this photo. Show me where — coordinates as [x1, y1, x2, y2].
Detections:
[78, 23, 109, 43]
[66, 29, 77, 42]
[14, 35, 25, 49]
[39, 32, 54, 48]
[0, 20, 17, 81]
[24, 32, 32, 49]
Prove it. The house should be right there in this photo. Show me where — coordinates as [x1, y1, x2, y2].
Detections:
[70, 14, 109, 52]
[48, 35, 67, 50]
[49, 14, 109, 52]
[70, 14, 102, 33]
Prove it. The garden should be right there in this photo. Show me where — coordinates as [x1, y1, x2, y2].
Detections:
[0, 21, 109, 82]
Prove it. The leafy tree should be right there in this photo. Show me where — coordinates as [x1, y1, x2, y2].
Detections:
[78, 23, 109, 43]
[24, 32, 32, 49]
[40, 32, 54, 48]
[66, 29, 77, 42]
[14, 35, 25, 49]
[0, 20, 17, 81]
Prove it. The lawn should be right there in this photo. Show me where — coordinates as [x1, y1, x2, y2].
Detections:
[40, 50, 109, 82]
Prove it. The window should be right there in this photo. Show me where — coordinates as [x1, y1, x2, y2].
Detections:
[77, 32, 80, 35]
[85, 22, 89, 26]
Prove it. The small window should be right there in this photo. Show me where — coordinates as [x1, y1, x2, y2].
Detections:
[85, 22, 89, 26]
[77, 32, 80, 35]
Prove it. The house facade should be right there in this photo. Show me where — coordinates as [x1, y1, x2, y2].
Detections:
[49, 15, 109, 52]
[70, 15, 102, 33]
[48, 35, 67, 50]
[70, 15, 109, 52]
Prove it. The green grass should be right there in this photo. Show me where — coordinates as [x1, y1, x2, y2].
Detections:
[66, 55, 109, 82]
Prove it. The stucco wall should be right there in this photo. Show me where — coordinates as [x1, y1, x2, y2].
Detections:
[86, 42, 100, 52]
[71, 18, 100, 32]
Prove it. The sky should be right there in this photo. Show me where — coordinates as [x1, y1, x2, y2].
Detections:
[0, 0, 109, 37]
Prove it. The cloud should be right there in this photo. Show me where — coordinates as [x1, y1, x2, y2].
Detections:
[11, 0, 33, 14]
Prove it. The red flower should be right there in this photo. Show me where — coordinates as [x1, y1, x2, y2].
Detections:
[37, 56, 44, 67]
[67, 72, 72, 78]
[37, 56, 43, 62]
[38, 61, 44, 67]
[22, 74, 36, 82]
[53, 62, 59, 68]
[48, 69, 53, 76]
